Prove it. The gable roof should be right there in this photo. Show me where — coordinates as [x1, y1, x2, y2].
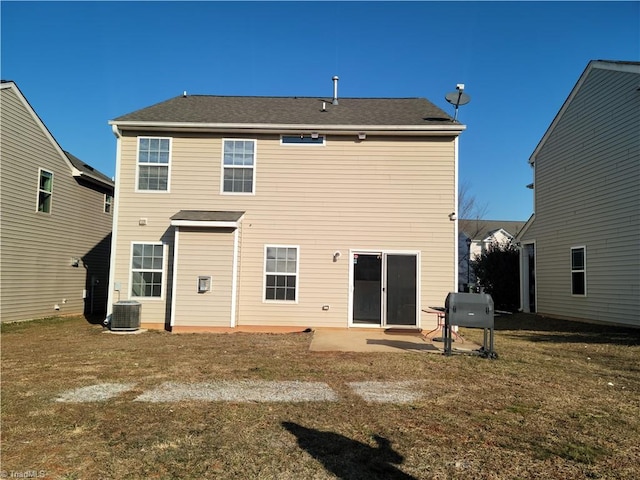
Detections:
[64, 151, 114, 188]
[459, 219, 527, 241]
[1, 81, 114, 191]
[528, 60, 640, 165]
[110, 95, 465, 135]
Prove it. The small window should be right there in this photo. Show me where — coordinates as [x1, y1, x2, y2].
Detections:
[571, 246, 586, 296]
[104, 194, 113, 213]
[264, 245, 298, 302]
[222, 139, 255, 194]
[131, 243, 164, 297]
[137, 137, 171, 191]
[281, 134, 325, 145]
[37, 169, 53, 213]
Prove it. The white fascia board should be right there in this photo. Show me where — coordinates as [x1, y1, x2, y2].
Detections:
[71, 168, 115, 189]
[527, 61, 640, 165]
[170, 220, 241, 228]
[108, 121, 466, 136]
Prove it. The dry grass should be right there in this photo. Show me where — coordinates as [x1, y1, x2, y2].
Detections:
[1, 313, 639, 479]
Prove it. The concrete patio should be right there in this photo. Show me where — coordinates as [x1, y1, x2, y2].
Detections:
[309, 327, 482, 354]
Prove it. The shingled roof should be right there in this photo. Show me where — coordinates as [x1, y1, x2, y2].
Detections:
[460, 219, 527, 241]
[111, 95, 459, 129]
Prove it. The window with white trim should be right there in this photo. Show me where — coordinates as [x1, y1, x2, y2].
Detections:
[37, 169, 53, 213]
[222, 139, 255, 193]
[264, 246, 298, 301]
[137, 137, 170, 191]
[104, 194, 113, 213]
[131, 243, 164, 297]
[571, 246, 586, 296]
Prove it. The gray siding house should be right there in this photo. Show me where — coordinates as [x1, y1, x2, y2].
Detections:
[517, 61, 639, 327]
[0, 81, 114, 322]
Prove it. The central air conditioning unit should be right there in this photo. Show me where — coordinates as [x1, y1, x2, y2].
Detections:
[111, 301, 141, 331]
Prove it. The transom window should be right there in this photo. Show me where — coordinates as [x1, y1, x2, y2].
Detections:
[37, 169, 53, 213]
[281, 134, 325, 145]
[264, 246, 298, 301]
[131, 243, 164, 297]
[137, 137, 170, 191]
[571, 246, 586, 296]
[222, 139, 255, 194]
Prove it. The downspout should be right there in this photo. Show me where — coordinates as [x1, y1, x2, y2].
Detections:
[453, 136, 459, 293]
[105, 124, 122, 323]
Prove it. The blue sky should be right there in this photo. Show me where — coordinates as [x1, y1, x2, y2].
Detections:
[2, 1, 638, 220]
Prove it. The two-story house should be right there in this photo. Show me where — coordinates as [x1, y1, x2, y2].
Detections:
[0, 81, 114, 322]
[518, 60, 639, 327]
[107, 82, 465, 332]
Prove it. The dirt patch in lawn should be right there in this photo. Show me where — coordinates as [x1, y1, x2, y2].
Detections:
[1, 314, 639, 479]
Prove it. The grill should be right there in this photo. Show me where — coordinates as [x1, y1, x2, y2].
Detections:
[444, 292, 496, 358]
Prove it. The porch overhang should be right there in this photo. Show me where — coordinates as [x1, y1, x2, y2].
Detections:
[170, 210, 245, 229]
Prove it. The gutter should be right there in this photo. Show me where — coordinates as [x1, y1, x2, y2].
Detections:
[71, 168, 114, 189]
[108, 121, 466, 136]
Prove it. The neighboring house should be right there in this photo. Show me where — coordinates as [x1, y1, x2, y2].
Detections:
[458, 219, 525, 291]
[0, 81, 114, 323]
[517, 60, 640, 327]
[107, 82, 466, 332]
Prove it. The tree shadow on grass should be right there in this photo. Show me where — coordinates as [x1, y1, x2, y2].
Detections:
[282, 422, 417, 480]
[489, 314, 640, 346]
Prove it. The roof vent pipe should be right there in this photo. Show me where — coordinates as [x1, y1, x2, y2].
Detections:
[332, 76, 339, 105]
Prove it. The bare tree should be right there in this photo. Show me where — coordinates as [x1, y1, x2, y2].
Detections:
[458, 180, 488, 237]
[457, 181, 488, 291]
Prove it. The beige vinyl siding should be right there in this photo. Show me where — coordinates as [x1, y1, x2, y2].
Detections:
[521, 67, 640, 326]
[112, 131, 456, 328]
[0, 86, 113, 322]
[173, 227, 235, 326]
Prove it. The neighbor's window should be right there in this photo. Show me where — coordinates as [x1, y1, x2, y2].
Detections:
[104, 194, 113, 213]
[571, 246, 586, 296]
[137, 137, 170, 191]
[222, 139, 255, 194]
[37, 169, 53, 213]
[281, 134, 325, 145]
[264, 245, 298, 301]
[131, 243, 164, 297]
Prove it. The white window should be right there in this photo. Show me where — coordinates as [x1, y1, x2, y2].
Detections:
[571, 246, 586, 296]
[281, 134, 325, 146]
[264, 245, 298, 302]
[131, 243, 164, 298]
[37, 169, 53, 213]
[137, 137, 171, 191]
[222, 139, 255, 194]
[104, 194, 113, 213]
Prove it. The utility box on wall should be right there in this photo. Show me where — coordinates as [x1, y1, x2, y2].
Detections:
[198, 276, 212, 293]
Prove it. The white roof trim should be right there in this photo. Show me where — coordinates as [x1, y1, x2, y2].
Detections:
[528, 60, 640, 165]
[1, 81, 114, 190]
[108, 120, 466, 136]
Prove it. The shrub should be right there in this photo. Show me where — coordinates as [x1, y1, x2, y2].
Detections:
[471, 242, 520, 311]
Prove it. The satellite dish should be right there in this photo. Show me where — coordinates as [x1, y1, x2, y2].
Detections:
[445, 84, 471, 121]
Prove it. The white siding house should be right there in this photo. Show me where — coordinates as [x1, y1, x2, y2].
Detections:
[458, 220, 525, 291]
[518, 60, 640, 327]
